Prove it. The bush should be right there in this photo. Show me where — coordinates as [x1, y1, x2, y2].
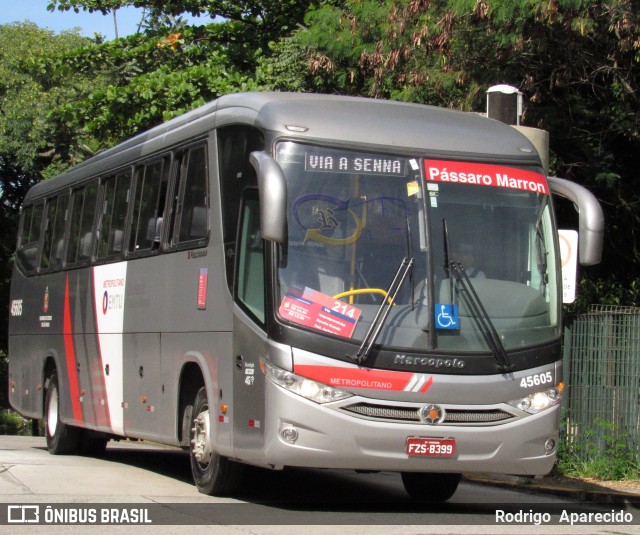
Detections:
[556, 418, 639, 481]
[0, 410, 31, 436]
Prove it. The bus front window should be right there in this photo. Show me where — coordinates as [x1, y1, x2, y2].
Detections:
[429, 181, 560, 351]
[275, 143, 423, 340]
[274, 142, 561, 356]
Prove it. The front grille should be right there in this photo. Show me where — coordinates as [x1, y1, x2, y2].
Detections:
[441, 409, 513, 423]
[340, 402, 517, 426]
[343, 403, 419, 422]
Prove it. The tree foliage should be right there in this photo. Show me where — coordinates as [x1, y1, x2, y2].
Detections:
[42, 0, 325, 145]
[48, 0, 318, 48]
[263, 0, 639, 304]
[52, 23, 259, 143]
[0, 23, 99, 176]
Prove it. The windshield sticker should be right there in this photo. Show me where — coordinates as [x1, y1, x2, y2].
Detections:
[406, 180, 419, 197]
[279, 286, 361, 338]
[427, 182, 439, 207]
[425, 159, 549, 195]
[435, 304, 459, 330]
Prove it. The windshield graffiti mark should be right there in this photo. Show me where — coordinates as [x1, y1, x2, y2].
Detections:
[315, 208, 340, 232]
[292, 193, 408, 246]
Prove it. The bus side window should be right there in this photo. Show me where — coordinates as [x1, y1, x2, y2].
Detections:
[97, 170, 131, 260]
[80, 183, 98, 260]
[236, 191, 265, 324]
[129, 159, 167, 254]
[16, 202, 44, 274]
[217, 125, 264, 292]
[170, 144, 208, 247]
[40, 193, 69, 271]
[66, 182, 98, 264]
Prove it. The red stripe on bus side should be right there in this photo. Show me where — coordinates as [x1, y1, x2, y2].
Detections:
[63, 275, 83, 422]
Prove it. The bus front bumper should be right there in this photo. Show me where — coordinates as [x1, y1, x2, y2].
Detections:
[263, 381, 559, 476]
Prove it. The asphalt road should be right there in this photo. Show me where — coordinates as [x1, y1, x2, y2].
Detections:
[0, 436, 637, 534]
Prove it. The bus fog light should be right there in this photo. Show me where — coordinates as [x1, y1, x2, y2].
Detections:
[281, 425, 299, 444]
[545, 438, 555, 454]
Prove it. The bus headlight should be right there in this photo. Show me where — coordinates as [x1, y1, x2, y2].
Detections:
[508, 385, 562, 414]
[260, 358, 353, 404]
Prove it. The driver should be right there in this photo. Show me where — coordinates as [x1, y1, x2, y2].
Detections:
[451, 243, 486, 278]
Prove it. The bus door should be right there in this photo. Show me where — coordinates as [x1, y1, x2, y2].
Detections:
[232, 190, 269, 461]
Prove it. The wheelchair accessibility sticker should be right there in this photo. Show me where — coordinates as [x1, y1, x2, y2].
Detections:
[435, 304, 459, 330]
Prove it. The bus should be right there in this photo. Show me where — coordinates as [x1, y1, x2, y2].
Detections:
[8, 92, 603, 501]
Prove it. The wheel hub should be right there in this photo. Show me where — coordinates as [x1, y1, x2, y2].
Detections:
[191, 409, 212, 464]
[47, 386, 58, 436]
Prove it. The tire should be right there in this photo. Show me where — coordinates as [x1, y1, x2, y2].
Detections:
[401, 472, 461, 502]
[45, 372, 80, 454]
[189, 386, 245, 496]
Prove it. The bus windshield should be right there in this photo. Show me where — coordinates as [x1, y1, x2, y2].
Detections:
[275, 141, 560, 354]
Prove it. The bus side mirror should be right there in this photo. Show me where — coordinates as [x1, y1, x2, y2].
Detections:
[250, 151, 287, 243]
[548, 176, 604, 266]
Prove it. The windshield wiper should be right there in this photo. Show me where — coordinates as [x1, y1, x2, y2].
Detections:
[442, 219, 514, 373]
[449, 262, 514, 373]
[352, 256, 414, 365]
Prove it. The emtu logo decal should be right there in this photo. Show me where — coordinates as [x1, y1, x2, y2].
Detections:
[100, 277, 125, 315]
[102, 290, 125, 314]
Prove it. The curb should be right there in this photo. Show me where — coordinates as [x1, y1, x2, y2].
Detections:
[464, 473, 640, 505]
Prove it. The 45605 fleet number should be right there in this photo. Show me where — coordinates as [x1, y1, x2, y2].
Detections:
[520, 371, 553, 388]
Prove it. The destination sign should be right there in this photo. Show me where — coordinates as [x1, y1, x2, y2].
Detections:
[305, 151, 406, 176]
[425, 159, 549, 195]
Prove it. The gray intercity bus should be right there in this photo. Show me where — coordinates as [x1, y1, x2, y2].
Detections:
[8, 92, 603, 501]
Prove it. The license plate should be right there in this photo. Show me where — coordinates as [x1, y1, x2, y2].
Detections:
[406, 437, 456, 457]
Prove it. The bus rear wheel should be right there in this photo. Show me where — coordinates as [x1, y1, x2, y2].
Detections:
[189, 386, 244, 496]
[45, 372, 80, 454]
[401, 472, 461, 502]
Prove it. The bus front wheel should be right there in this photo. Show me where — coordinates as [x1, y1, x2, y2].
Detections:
[401, 472, 461, 502]
[189, 386, 244, 496]
[45, 372, 80, 454]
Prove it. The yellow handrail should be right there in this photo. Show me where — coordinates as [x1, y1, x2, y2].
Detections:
[333, 288, 394, 304]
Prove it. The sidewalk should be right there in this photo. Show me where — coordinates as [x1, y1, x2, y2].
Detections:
[465, 472, 640, 504]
